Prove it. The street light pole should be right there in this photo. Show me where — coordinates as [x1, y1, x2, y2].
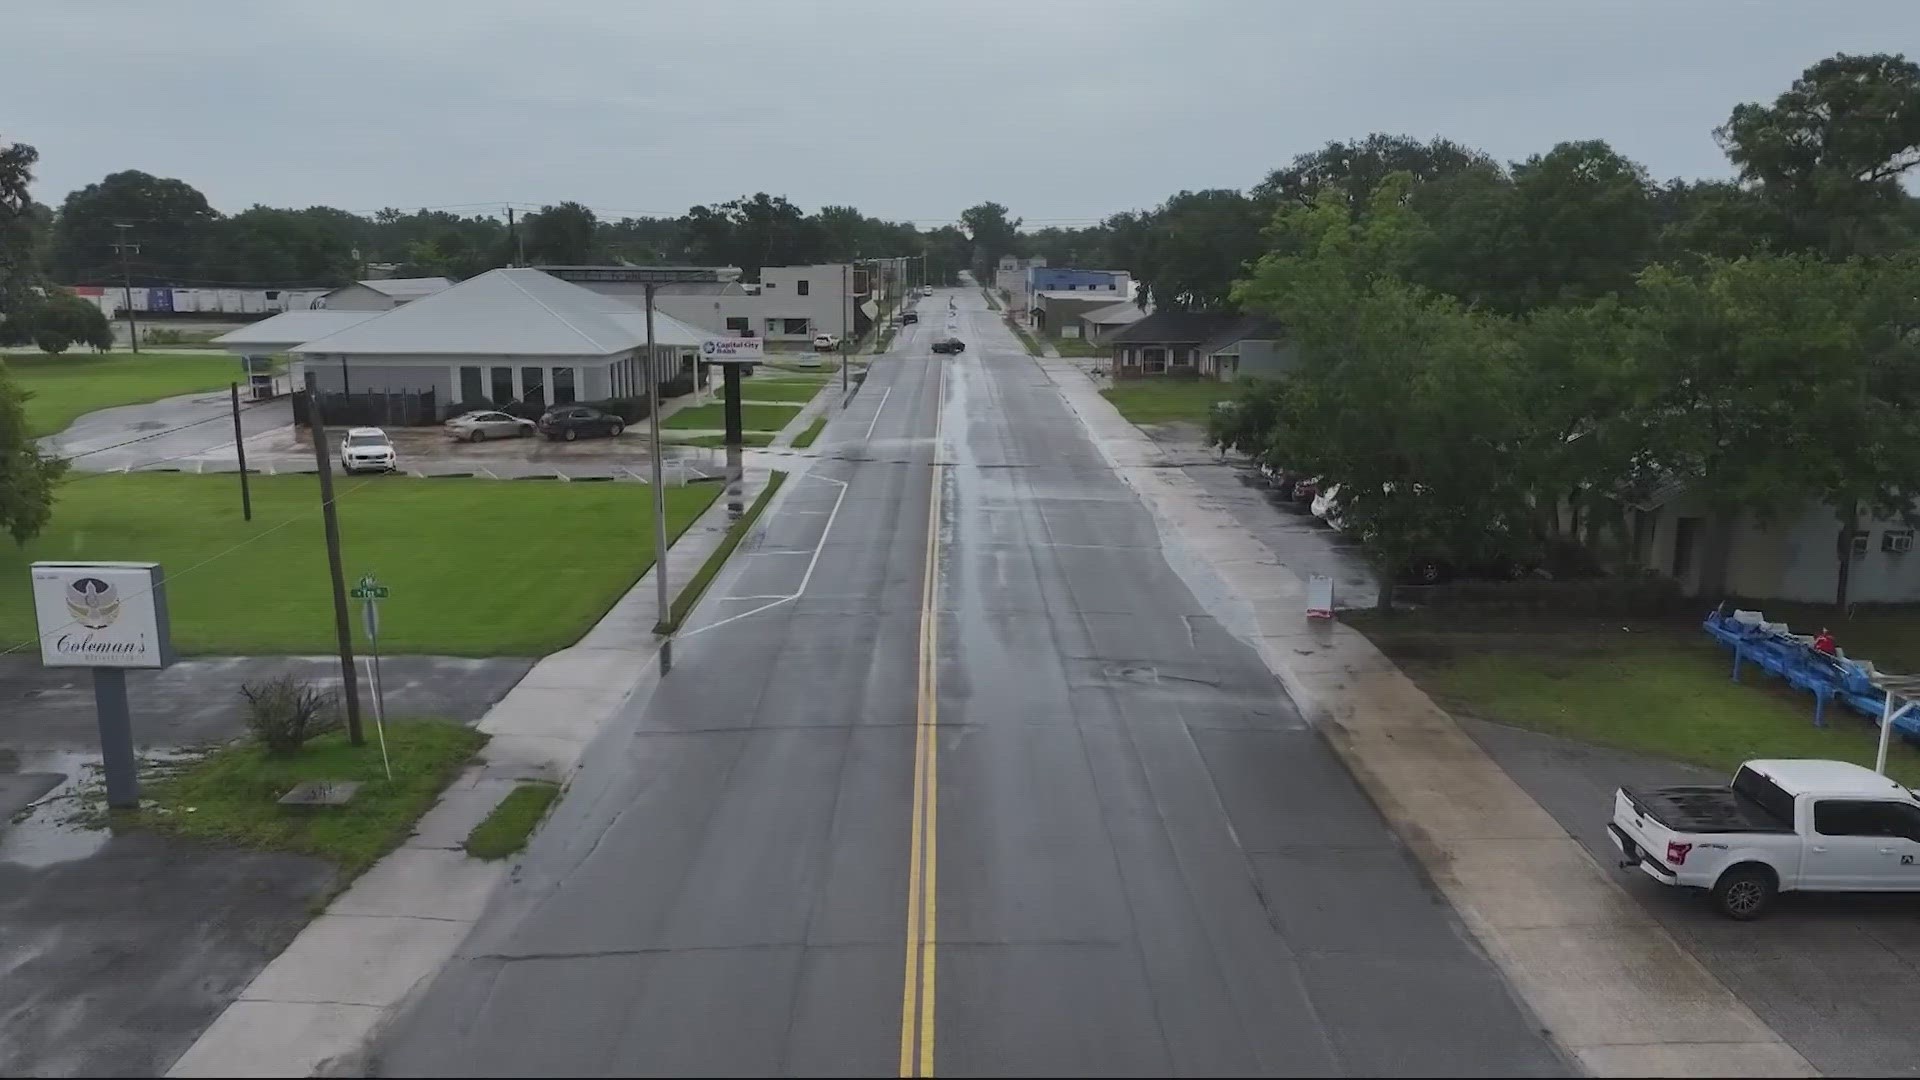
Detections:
[841, 263, 850, 394]
[112, 224, 140, 353]
[645, 283, 671, 626]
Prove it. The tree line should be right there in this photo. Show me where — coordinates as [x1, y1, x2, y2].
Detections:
[7, 171, 1001, 289]
[1196, 52, 1920, 609]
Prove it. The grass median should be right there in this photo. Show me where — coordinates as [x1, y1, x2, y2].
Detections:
[736, 377, 829, 404]
[0, 473, 720, 655]
[464, 781, 560, 859]
[792, 416, 827, 448]
[1350, 609, 1920, 786]
[656, 471, 787, 634]
[5, 351, 241, 436]
[663, 402, 802, 432]
[129, 719, 485, 874]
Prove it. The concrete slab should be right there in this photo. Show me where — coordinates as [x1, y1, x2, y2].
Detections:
[165, 1000, 385, 1079]
[328, 848, 506, 923]
[404, 776, 521, 850]
[1574, 1043, 1821, 1078]
[240, 914, 472, 1007]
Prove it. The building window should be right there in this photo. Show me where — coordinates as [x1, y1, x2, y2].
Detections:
[1143, 347, 1166, 374]
[490, 366, 514, 403]
[1171, 348, 1193, 368]
[784, 317, 811, 335]
[1852, 530, 1871, 557]
[1885, 529, 1914, 553]
[553, 366, 576, 405]
[1108, 282, 1118, 290]
[797, 279, 809, 296]
[766, 318, 780, 333]
[460, 366, 484, 403]
[762, 281, 776, 289]
[726, 316, 750, 335]
[521, 366, 546, 408]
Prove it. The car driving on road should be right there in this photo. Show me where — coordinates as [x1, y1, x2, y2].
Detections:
[1610, 758, 1920, 919]
[537, 405, 625, 442]
[922, 284, 934, 297]
[444, 410, 536, 442]
[931, 337, 966, 354]
[340, 427, 397, 474]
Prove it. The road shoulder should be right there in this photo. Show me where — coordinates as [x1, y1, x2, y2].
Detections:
[1037, 357, 1815, 1079]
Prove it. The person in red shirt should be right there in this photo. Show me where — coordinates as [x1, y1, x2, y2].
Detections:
[1813, 628, 1837, 655]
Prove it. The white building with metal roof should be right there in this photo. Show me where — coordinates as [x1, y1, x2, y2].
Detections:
[283, 268, 711, 411]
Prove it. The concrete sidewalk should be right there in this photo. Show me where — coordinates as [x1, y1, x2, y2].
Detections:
[1038, 358, 1815, 1078]
[166, 466, 792, 1078]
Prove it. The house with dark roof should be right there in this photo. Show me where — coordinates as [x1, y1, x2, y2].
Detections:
[1077, 299, 1149, 345]
[1105, 312, 1289, 380]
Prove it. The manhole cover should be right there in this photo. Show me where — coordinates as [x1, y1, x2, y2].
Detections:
[1102, 664, 1159, 684]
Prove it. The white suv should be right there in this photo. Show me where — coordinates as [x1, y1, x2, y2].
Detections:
[812, 332, 841, 352]
[340, 427, 397, 474]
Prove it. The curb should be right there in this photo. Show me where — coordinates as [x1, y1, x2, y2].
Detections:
[1035, 357, 1817, 1080]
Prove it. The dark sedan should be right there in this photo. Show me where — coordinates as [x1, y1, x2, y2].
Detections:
[537, 406, 625, 441]
[931, 337, 966, 354]
[902, 310, 918, 324]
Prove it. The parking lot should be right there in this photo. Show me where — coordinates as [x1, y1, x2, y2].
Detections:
[1468, 716, 1920, 1077]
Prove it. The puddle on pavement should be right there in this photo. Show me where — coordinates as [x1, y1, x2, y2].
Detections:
[2, 747, 205, 868]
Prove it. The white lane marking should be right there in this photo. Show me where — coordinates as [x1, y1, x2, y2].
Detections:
[676, 472, 850, 639]
[865, 386, 893, 441]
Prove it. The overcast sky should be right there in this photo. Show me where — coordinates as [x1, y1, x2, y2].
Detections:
[6, 1, 1914, 227]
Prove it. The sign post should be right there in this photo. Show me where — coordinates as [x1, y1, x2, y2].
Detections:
[703, 341, 762, 522]
[30, 561, 176, 808]
[351, 573, 393, 780]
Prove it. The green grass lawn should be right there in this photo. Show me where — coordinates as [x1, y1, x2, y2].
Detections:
[1100, 380, 1232, 427]
[464, 781, 560, 859]
[1053, 337, 1102, 357]
[736, 378, 828, 404]
[791, 416, 828, 448]
[0, 473, 720, 655]
[5, 351, 242, 436]
[663, 403, 802, 432]
[664, 432, 775, 448]
[1357, 610, 1920, 787]
[132, 719, 485, 873]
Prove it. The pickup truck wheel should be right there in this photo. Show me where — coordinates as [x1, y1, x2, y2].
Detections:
[1712, 866, 1776, 920]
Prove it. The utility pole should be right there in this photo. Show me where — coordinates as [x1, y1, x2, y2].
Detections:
[506, 206, 524, 267]
[841, 262, 850, 393]
[111, 224, 140, 353]
[644, 285, 672, 627]
[304, 371, 365, 746]
[230, 382, 253, 522]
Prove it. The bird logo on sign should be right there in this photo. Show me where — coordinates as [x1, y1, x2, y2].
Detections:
[66, 577, 122, 629]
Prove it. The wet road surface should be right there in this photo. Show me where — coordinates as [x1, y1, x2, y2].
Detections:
[372, 290, 1564, 1077]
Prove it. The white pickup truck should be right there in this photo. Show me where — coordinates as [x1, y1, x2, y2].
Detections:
[1609, 758, 1920, 919]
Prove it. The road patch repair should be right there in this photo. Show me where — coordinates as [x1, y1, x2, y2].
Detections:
[165, 464, 792, 1077]
[1039, 357, 1816, 1078]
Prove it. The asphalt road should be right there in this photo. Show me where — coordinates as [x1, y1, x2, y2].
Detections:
[373, 290, 1565, 1077]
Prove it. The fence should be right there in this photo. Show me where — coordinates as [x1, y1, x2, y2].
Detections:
[292, 388, 438, 428]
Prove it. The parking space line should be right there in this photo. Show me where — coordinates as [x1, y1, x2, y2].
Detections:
[676, 472, 850, 640]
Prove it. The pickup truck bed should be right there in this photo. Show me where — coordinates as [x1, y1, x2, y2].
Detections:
[1622, 786, 1793, 834]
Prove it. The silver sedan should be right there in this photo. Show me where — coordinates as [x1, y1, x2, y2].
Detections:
[444, 410, 536, 442]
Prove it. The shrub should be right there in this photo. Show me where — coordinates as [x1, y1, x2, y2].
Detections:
[660, 374, 695, 398]
[239, 674, 341, 752]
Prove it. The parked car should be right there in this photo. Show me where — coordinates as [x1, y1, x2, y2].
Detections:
[922, 285, 935, 297]
[812, 332, 842, 351]
[537, 406, 625, 442]
[444, 410, 536, 443]
[1291, 476, 1322, 505]
[339, 427, 396, 474]
[1310, 484, 1345, 529]
[1610, 758, 1920, 920]
[902, 310, 919, 324]
[931, 337, 966, 354]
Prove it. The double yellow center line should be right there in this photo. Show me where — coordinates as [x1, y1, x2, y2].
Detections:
[899, 366, 944, 1077]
